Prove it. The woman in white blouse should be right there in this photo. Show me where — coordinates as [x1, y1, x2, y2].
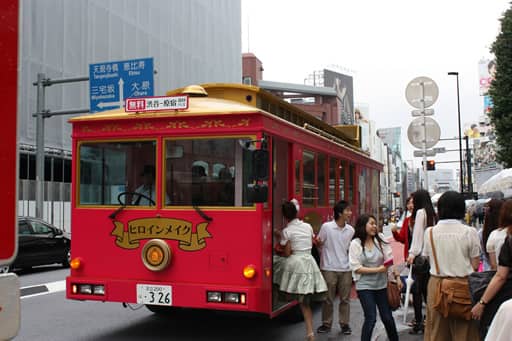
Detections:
[406, 189, 437, 333]
[278, 201, 327, 341]
[481, 199, 503, 270]
[486, 200, 510, 270]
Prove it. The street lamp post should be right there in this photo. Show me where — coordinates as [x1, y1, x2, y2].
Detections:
[448, 72, 464, 193]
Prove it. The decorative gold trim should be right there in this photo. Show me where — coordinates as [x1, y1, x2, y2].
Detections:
[112, 218, 212, 252]
[141, 239, 171, 271]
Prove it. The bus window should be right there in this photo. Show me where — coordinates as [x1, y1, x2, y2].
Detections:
[78, 140, 156, 206]
[359, 167, 367, 214]
[328, 158, 336, 206]
[295, 160, 301, 196]
[165, 138, 252, 207]
[302, 150, 316, 207]
[348, 163, 355, 205]
[318, 153, 326, 207]
[339, 160, 345, 201]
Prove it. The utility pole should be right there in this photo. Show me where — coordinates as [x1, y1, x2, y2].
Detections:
[33, 73, 90, 218]
[465, 135, 473, 193]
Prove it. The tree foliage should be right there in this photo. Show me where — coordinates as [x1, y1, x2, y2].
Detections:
[489, 3, 512, 167]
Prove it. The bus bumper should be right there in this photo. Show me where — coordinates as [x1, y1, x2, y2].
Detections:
[66, 276, 268, 314]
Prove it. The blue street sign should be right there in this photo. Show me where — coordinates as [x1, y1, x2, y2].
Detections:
[89, 57, 154, 112]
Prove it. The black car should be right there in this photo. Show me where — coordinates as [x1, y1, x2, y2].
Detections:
[0, 217, 71, 273]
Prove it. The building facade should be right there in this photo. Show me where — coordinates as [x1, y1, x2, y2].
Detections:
[18, 0, 242, 226]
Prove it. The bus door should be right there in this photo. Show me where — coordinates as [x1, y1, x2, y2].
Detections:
[271, 137, 290, 311]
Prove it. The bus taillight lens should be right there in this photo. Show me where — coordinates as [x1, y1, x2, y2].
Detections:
[70, 257, 82, 270]
[243, 265, 256, 279]
[142, 239, 171, 271]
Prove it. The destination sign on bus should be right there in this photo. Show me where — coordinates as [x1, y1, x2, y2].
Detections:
[125, 95, 189, 112]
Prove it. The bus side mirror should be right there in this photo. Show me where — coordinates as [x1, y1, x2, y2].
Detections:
[247, 184, 268, 203]
[252, 149, 269, 180]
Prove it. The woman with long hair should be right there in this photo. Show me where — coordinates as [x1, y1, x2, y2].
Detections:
[472, 199, 512, 338]
[349, 214, 399, 341]
[406, 189, 437, 333]
[485, 199, 506, 270]
[278, 201, 327, 341]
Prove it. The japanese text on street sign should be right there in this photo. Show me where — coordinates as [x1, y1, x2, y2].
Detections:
[89, 57, 154, 113]
[125, 96, 189, 112]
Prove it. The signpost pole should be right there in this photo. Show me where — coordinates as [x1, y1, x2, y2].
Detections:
[420, 82, 429, 191]
[35, 73, 46, 219]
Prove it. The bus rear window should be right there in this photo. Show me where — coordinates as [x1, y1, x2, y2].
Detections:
[78, 141, 156, 206]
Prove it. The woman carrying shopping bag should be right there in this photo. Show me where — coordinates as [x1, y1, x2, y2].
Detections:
[349, 214, 399, 341]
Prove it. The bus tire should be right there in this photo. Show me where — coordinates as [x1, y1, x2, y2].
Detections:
[145, 304, 175, 315]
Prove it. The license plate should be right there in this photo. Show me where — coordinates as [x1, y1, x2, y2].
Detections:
[136, 284, 172, 306]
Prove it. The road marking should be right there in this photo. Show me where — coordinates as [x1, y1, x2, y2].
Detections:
[20, 280, 66, 299]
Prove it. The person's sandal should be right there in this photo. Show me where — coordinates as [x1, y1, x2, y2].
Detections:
[305, 332, 315, 341]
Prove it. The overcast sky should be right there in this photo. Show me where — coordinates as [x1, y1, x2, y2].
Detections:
[241, 0, 510, 169]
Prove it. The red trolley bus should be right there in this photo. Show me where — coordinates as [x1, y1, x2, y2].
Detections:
[66, 83, 382, 317]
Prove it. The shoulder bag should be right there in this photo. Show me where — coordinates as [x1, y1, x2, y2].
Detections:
[430, 228, 473, 320]
[376, 239, 401, 311]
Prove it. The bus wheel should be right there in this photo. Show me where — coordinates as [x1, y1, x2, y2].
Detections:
[145, 305, 175, 315]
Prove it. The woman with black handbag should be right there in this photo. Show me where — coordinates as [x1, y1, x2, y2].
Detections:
[406, 189, 437, 334]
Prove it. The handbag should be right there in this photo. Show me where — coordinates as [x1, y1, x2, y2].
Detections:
[468, 270, 496, 305]
[387, 279, 401, 311]
[412, 255, 430, 273]
[430, 228, 473, 320]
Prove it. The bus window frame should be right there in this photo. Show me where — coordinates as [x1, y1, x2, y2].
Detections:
[76, 138, 159, 208]
[162, 134, 258, 209]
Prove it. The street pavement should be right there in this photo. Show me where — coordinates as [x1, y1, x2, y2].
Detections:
[310, 225, 423, 340]
[308, 296, 423, 340]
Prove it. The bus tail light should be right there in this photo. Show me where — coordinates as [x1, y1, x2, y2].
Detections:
[70, 257, 82, 270]
[224, 292, 240, 304]
[78, 284, 92, 295]
[206, 291, 246, 305]
[92, 285, 105, 295]
[71, 284, 105, 296]
[207, 291, 222, 303]
[243, 265, 256, 279]
[141, 239, 171, 271]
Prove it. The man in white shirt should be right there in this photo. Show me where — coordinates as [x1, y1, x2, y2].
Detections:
[134, 165, 156, 206]
[316, 200, 354, 335]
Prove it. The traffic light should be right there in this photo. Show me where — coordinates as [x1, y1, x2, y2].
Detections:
[422, 160, 436, 170]
[427, 160, 435, 170]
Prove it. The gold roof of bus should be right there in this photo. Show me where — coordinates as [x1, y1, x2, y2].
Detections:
[68, 95, 258, 122]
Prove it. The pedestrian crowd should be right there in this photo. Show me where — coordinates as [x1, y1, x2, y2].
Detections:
[274, 190, 512, 341]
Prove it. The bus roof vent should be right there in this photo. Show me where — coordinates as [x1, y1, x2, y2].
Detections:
[182, 85, 208, 97]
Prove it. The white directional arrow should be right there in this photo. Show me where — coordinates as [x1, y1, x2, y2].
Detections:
[97, 78, 124, 109]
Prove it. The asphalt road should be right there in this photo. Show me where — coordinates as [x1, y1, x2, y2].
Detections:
[13, 265, 423, 341]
